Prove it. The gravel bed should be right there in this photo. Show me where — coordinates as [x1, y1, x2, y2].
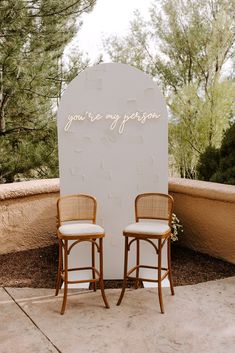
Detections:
[0, 244, 234, 288]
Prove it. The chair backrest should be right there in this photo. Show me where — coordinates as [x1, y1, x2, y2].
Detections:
[57, 194, 97, 225]
[135, 193, 174, 224]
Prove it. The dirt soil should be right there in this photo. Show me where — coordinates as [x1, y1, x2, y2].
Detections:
[0, 244, 234, 289]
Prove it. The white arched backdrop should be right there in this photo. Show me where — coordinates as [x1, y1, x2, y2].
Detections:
[57, 63, 168, 287]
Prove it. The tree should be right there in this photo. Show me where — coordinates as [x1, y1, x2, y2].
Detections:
[103, 0, 235, 178]
[0, 0, 95, 183]
[197, 122, 235, 184]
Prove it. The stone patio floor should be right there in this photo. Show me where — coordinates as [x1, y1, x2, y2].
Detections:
[0, 277, 235, 353]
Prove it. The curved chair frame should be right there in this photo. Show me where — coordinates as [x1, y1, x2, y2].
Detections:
[55, 194, 109, 314]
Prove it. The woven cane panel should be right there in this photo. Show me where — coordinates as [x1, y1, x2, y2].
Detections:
[136, 194, 170, 220]
[59, 195, 95, 222]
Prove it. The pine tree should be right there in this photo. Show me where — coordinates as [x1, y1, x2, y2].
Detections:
[0, 0, 95, 183]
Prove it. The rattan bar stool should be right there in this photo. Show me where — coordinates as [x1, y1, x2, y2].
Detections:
[55, 194, 109, 314]
[117, 193, 174, 313]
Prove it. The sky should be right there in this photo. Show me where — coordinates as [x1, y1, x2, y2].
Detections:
[67, 0, 153, 61]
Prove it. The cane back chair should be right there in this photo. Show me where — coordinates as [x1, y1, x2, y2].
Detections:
[117, 193, 174, 313]
[55, 194, 109, 314]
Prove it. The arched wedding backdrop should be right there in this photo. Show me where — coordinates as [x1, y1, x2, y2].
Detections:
[57, 63, 168, 286]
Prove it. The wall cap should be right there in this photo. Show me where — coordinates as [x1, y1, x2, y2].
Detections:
[169, 177, 235, 203]
[0, 178, 59, 201]
[0, 177, 234, 203]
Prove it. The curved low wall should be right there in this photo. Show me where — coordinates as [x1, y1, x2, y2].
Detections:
[169, 178, 235, 264]
[0, 178, 234, 264]
[0, 179, 59, 254]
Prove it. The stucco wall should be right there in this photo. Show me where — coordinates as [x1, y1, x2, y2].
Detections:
[0, 178, 235, 264]
[0, 179, 59, 254]
[169, 178, 235, 264]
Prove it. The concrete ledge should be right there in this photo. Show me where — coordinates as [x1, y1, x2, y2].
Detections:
[0, 179, 60, 254]
[169, 178, 235, 264]
[169, 177, 235, 203]
[0, 178, 234, 264]
[0, 178, 59, 200]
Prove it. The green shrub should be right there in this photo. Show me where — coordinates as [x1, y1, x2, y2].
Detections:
[197, 146, 220, 181]
[197, 123, 235, 185]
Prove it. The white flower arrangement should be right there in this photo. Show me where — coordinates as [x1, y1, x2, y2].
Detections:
[171, 213, 183, 241]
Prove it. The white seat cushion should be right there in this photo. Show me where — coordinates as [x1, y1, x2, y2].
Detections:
[124, 220, 170, 235]
[59, 223, 104, 236]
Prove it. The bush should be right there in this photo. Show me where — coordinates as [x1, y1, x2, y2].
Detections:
[197, 146, 220, 181]
[197, 122, 235, 185]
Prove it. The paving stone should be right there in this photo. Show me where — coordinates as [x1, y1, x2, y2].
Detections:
[0, 287, 58, 353]
[5, 277, 235, 353]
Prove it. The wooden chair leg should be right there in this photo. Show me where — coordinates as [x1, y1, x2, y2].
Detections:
[61, 240, 68, 315]
[158, 239, 164, 314]
[167, 237, 175, 295]
[99, 238, 110, 308]
[55, 239, 63, 296]
[92, 240, 97, 292]
[135, 239, 140, 289]
[117, 236, 129, 305]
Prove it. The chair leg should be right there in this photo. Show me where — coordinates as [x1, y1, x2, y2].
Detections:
[99, 238, 110, 308]
[117, 236, 129, 305]
[92, 239, 97, 292]
[167, 237, 175, 295]
[60, 240, 68, 315]
[158, 239, 164, 314]
[55, 239, 63, 296]
[135, 239, 140, 289]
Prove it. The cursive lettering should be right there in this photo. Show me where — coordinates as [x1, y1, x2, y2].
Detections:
[64, 111, 161, 134]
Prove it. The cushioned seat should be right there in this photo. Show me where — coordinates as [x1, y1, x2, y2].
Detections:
[59, 223, 104, 236]
[124, 220, 170, 236]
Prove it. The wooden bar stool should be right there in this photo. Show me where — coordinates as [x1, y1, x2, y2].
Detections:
[117, 193, 174, 313]
[55, 194, 109, 314]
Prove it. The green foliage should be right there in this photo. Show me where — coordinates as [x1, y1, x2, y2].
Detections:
[197, 146, 220, 181]
[103, 0, 235, 178]
[0, 0, 95, 183]
[197, 123, 235, 184]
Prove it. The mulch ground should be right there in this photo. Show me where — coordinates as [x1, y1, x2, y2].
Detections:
[0, 244, 234, 288]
